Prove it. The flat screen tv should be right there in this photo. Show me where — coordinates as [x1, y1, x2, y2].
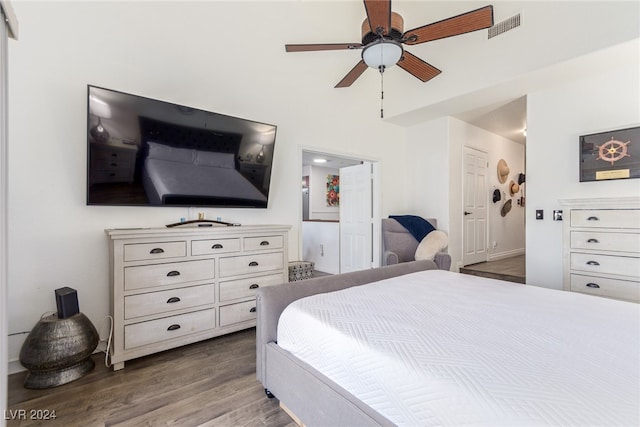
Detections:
[87, 85, 277, 208]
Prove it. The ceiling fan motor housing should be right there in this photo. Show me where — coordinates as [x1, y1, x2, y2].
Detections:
[361, 12, 404, 44]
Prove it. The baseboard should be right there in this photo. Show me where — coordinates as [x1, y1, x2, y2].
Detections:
[488, 248, 525, 262]
[8, 358, 23, 375]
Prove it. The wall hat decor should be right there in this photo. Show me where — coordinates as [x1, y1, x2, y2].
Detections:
[509, 180, 520, 196]
[500, 199, 512, 217]
[497, 159, 510, 183]
[492, 189, 501, 203]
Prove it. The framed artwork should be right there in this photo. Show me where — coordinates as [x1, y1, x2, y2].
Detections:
[580, 126, 639, 182]
[326, 174, 339, 207]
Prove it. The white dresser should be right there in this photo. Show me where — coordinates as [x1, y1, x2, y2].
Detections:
[560, 197, 640, 303]
[106, 224, 290, 370]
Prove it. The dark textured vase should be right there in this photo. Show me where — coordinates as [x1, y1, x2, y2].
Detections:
[19, 313, 99, 389]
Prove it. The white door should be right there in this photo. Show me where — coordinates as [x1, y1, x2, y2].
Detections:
[462, 147, 488, 266]
[340, 162, 373, 273]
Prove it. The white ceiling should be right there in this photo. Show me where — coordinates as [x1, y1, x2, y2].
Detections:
[454, 96, 527, 145]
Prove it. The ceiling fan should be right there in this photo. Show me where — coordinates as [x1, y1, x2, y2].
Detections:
[285, 1, 494, 88]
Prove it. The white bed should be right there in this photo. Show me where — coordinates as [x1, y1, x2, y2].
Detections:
[276, 270, 639, 426]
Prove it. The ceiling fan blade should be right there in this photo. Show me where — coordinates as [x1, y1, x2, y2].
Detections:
[403, 5, 494, 45]
[335, 60, 369, 88]
[285, 43, 362, 52]
[397, 52, 441, 82]
[363, 0, 392, 35]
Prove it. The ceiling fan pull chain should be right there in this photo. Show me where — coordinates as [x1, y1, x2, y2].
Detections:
[379, 65, 385, 118]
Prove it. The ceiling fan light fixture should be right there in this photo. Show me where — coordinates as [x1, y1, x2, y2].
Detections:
[362, 39, 403, 69]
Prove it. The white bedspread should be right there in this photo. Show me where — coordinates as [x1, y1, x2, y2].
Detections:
[277, 270, 640, 426]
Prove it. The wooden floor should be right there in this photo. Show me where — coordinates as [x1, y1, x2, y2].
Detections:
[7, 328, 295, 427]
[459, 254, 526, 284]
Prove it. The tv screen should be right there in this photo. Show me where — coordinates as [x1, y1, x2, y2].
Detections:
[87, 85, 276, 208]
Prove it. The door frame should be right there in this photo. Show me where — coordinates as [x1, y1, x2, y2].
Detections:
[298, 146, 382, 271]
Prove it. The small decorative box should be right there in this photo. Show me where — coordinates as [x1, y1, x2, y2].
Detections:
[288, 261, 315, 282]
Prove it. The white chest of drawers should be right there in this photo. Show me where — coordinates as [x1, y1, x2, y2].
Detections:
[106, 224, 290, 370]
[560, 197, 640, 303]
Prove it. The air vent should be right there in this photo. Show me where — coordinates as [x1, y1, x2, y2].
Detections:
[488, 13, 521, 39]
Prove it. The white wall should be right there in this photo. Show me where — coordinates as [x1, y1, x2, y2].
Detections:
[526, 58, 640, 289]
[301, 221, 340, 274]
[6, 2, 409, 370]
[405, 117, 450, 228]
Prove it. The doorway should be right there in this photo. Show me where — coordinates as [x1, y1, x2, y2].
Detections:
[300, 149, 380, 274]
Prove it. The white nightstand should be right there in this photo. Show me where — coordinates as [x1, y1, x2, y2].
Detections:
[89, 139, 138, 185]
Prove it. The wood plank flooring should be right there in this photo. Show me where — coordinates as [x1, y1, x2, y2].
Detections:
[459, 254, 526, 284]
[7, 328, 295, 427]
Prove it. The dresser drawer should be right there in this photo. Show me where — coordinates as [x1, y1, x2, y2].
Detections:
[124, 259, 215, 291]
[90, 170, 132, 183]
[93, 156, 133, 171]
[191, 238, 240, 256]
[125, 309, 215, 349]
[219, 252, 284, 278]
[219, 273, 284, 302]
[570, 252, 640, 277]
[244, 235, 284, 251]
[570, 231, 640, 254]
[124, 284, 215, 319]
[571, 209, 640, 229]
[570, 274, 640, 302]
[219, 300, 256, 327]
[124, 241, 187, 262]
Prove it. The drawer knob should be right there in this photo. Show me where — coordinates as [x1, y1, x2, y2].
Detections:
[260, 241, 270, 246]
[248, 261, 259, 267]
[166, 270, 181, 277]
[586, 238, 599, 243]
[249, 284, 259, 289]
[586, 283, 600, 289]
[211, 243, 224, 249]
[586, 261, 600, 266]
[150, 248, 165, 254]
[249, 307, 257, 313]
[166, 297, 181, 304]
[587, 216, 599, 221]
[167, 324, 181, 331]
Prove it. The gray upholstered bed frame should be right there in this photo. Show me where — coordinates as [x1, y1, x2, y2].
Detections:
[256, 260, 439, 426]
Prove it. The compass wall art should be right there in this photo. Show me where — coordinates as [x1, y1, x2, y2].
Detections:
[579, 126, 640, 182]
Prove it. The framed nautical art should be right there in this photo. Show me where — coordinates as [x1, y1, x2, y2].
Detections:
[579, 126, 639, 182]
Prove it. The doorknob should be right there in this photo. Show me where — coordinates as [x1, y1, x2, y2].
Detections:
[464, 211, 472, 216]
